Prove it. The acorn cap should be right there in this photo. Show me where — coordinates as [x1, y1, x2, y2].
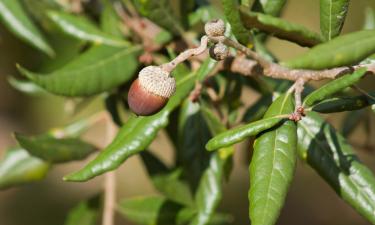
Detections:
[138, 66, 176, 98]
[204, 19, 226, 37]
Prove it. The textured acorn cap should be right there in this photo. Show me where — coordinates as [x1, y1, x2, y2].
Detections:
[204, 19, 226, 37]
[209, 42, 229, 61]
[138, 66, 176, 98]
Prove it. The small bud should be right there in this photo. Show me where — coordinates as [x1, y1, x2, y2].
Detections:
[128, 66, 176, 116]
[204, 19, 225, 37]
[209, 42, 229, 61]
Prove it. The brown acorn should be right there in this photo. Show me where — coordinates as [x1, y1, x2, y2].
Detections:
[128, 66, 176, 116]
[204, 19, 226, 37]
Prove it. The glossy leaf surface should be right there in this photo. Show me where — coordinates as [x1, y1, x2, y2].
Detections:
[284, 30, 375, 69]
[240, 8, 324, 47]
[18, 45, 141, 96]
[249, 93, 297, 225]
[320, 0, 350, 40]
[0, 0, 54, 56]
[0, 147, 50, 189]
[298, 112, 375, 224]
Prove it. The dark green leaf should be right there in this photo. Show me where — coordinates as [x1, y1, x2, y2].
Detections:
[0, 0, 54, 56]
[320, 0, 350, 40]
[132, 0, 183, 35]
[64, 195, 101, 225]
[243, 94, 272, 122]
[105, 93, 123, 126]
[252, 0, 286, 16]
[249, 93, 297, 225]
[341, 110, 366, 137]
[298, 112, 375, 224]
[47, 10, 128, 46]
[15, 133, 96, 163]
[222, 0, 251, 44]
[17, 45, 141, 96]
[312, 92, 375, 113]
[0, 147, 50, 190]
[239, 7, 324, 47]
[118, 196, 194, 225]
[284, 30, 375, 69]
[64, 72, 196, 181]
[303, 68, 367, 106]
[206, 116, 284, 151]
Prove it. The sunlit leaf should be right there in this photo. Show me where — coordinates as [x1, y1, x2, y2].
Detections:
[320, 0, 350, 40]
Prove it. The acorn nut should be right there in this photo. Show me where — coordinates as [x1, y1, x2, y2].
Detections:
[204, 19, 225, 37]
[128, 66, 176, 116]
[209, 42, 229, 61]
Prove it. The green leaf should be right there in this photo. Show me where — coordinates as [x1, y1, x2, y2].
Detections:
[14, 133, 96, 163]
[249, 93, 297, 225]
[132, 0, 183, 35]
[303, 68, 367, 106]
[312, 92, 375, 113]
[206, 116, 284, 151]
[252, 0, 286, 16]
[100, 0, 123, 37]
[239, 7, 324, 47]
[363, 7, 375, 30]
[221, 0, 251, 44]
[190, 106, 234, 225]
[17, 45, 141, 96]
[64, 195, 101, 225]
[141, 151, 194, 206]
[0, 0, 54, 56]
[284, 30, 375, 69]
[7, 76, 48, 96]
[47, 10, 128, 46]
[341, 110, 366, 137]
[64, 72, 196, 181]
[298, 112, 375, 224]
[0, 147, 50, 190]
[243, 94, 272, 122]
[118, 196, 194, 225]
[320, 0, 350, 40]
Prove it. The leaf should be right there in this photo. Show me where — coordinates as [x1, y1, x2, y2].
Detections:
[0, 0, 54, 56]
[132, 0, 183, 35]
[239, 7, 324, 47]
[0, 147, 50, 190]
[100, 0, 123, 37]
[303, 68, 367, 106]
[206, 116, 284, 151]
[105, 93, 124, 126]
[320, 0, 350, 40]
[17, 45, 141, 96]
[363, 7, 375, 30]
[249, 93, 297, 225]
[252, 0, 286, 16]
[242, 94, 272, 122]
[14, 133, 96, 163]
[47, 10, 128, 46]
[221, 0, 251, 44]
[312, 92, 375, 113]
[64, 72, 197, 181]
[341, 110, 366, 138]
[7, 76, 48, 96]
[64, 195, 101, 225]
[190, 106, 234, 225]
[283, 30, 375, 69]
[118, 196, 194, 225]
[297, 112, 375, 224]
[141, 151, 194, 206]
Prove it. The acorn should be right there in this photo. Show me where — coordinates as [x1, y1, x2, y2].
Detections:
[128, 66, 176, 116]
[209, 42, 229, 61]
[204, 19, 226, 37]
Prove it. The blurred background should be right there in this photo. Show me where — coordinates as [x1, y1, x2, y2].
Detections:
[1, 0, 375, 225]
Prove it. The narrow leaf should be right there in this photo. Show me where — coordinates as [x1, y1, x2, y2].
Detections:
[320, 0, 350, 40]
[249, 93, 297, 225]
[0, 147, 50, 190]
[17, 45, 141, 96]
[303, 68, 367, 106]
[206, 116, 284, 151]
[47, 10, 128, 46]
[8, 76, 48, 96]
[221, 0, 251, 44]
[0, 0, 54, 56]
[64, 195, 101, 225]
[64, 72, 196, 181]
[298, 112, 375, 224]
[251, 0, 286, 16]
[15, 133, 96, 163]
[239, 7, 324, 47]
[284, 30, 375, 69]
